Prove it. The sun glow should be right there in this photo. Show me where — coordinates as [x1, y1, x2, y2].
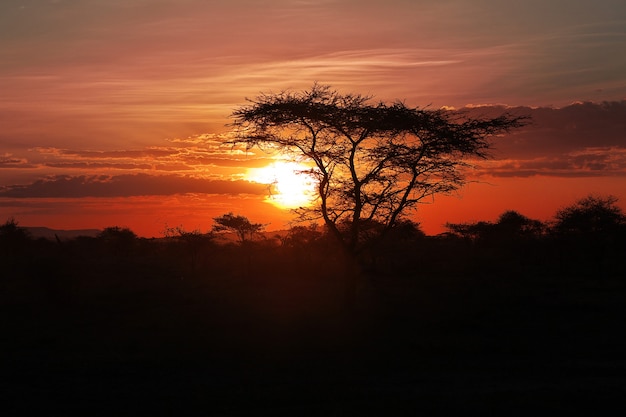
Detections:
[247, 161, 317, 209]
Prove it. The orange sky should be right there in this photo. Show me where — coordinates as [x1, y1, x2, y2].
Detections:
[1, 0, 625, 236]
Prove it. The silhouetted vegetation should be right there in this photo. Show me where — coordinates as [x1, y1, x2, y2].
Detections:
[230, 84, 527, 259]
[0, 217, 31, 258]
[230, 84, 527, 304]
[163, 225, 214, 271]
[211, 212, 265, 244]
[3, 196, 626, 415]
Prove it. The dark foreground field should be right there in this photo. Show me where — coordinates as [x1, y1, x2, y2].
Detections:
[2, 233, 626, 416]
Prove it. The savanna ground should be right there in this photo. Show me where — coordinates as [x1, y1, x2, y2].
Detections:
[2, 223, 626, 416]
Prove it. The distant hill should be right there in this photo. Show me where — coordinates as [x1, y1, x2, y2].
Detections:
[25, 227, 101, 240]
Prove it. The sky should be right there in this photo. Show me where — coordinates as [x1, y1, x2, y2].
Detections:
[1, 0, 625, 236]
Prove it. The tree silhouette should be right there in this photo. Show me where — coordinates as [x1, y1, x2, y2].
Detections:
[447, 211, 543, 243]
[97, 226, 137, 257]
[551, 195, 626, 273]
[0, 217, 31, 258]
[496, 210, 544, 239]
[553, 195, 625, 236]
[445, 220, 493, 242]
[230, 83, 527, 257]
[446, 211, 545, 273]
[212, 213, 264, 244]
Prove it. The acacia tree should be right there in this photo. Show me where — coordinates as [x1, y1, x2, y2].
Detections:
[230, 84, 526, 258]
[553, 195, 625, 236]
[212, 212, 265, 244]
[551, 195, 626, 272]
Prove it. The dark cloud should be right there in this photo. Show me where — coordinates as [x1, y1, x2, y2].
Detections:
[28, 146, 271, 170]
[44, 162, 154, 170]
[0, 157, 36, 168]
[59, 149, 180, 158]
[185, 157, 275, 168]
[480, 147, 626, 178]
[457, 101, 626, 178]
[483, 101, 626, 159]
[488, 169, 611, 178]
[0, 174, 268, 198]
[4, 101, 625, 184]
[152, 164, 195, 172]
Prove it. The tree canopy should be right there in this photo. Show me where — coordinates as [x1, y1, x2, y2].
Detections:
[230, 84, 527, 255]
[446, 210, 544, 242]
[553, 195, 626, 236]
[212, 213, 264, 244]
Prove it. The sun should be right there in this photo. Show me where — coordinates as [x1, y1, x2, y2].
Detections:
[247, 161, 317, 209]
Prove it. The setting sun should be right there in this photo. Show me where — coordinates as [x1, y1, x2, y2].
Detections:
[247, 161, 317, 209]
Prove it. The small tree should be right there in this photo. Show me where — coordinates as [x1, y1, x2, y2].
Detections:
[445, 220, 494, 242]
[98, 226, 137, 257]
[446, 211, 545, 272]
[447, 211, 544, 243]
[0, 217, 30, 241]
[553, 195, 625, 236]
[230, 83, 526, 258]
[0, 217, 31, 258]
[496, 210, 544, 238]
[551, 195, 626, 274]
[211, 213, 265, 244]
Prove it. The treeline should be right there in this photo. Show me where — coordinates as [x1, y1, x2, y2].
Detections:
[3, 195, 626, 416]
[2, 195, 625, 282]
